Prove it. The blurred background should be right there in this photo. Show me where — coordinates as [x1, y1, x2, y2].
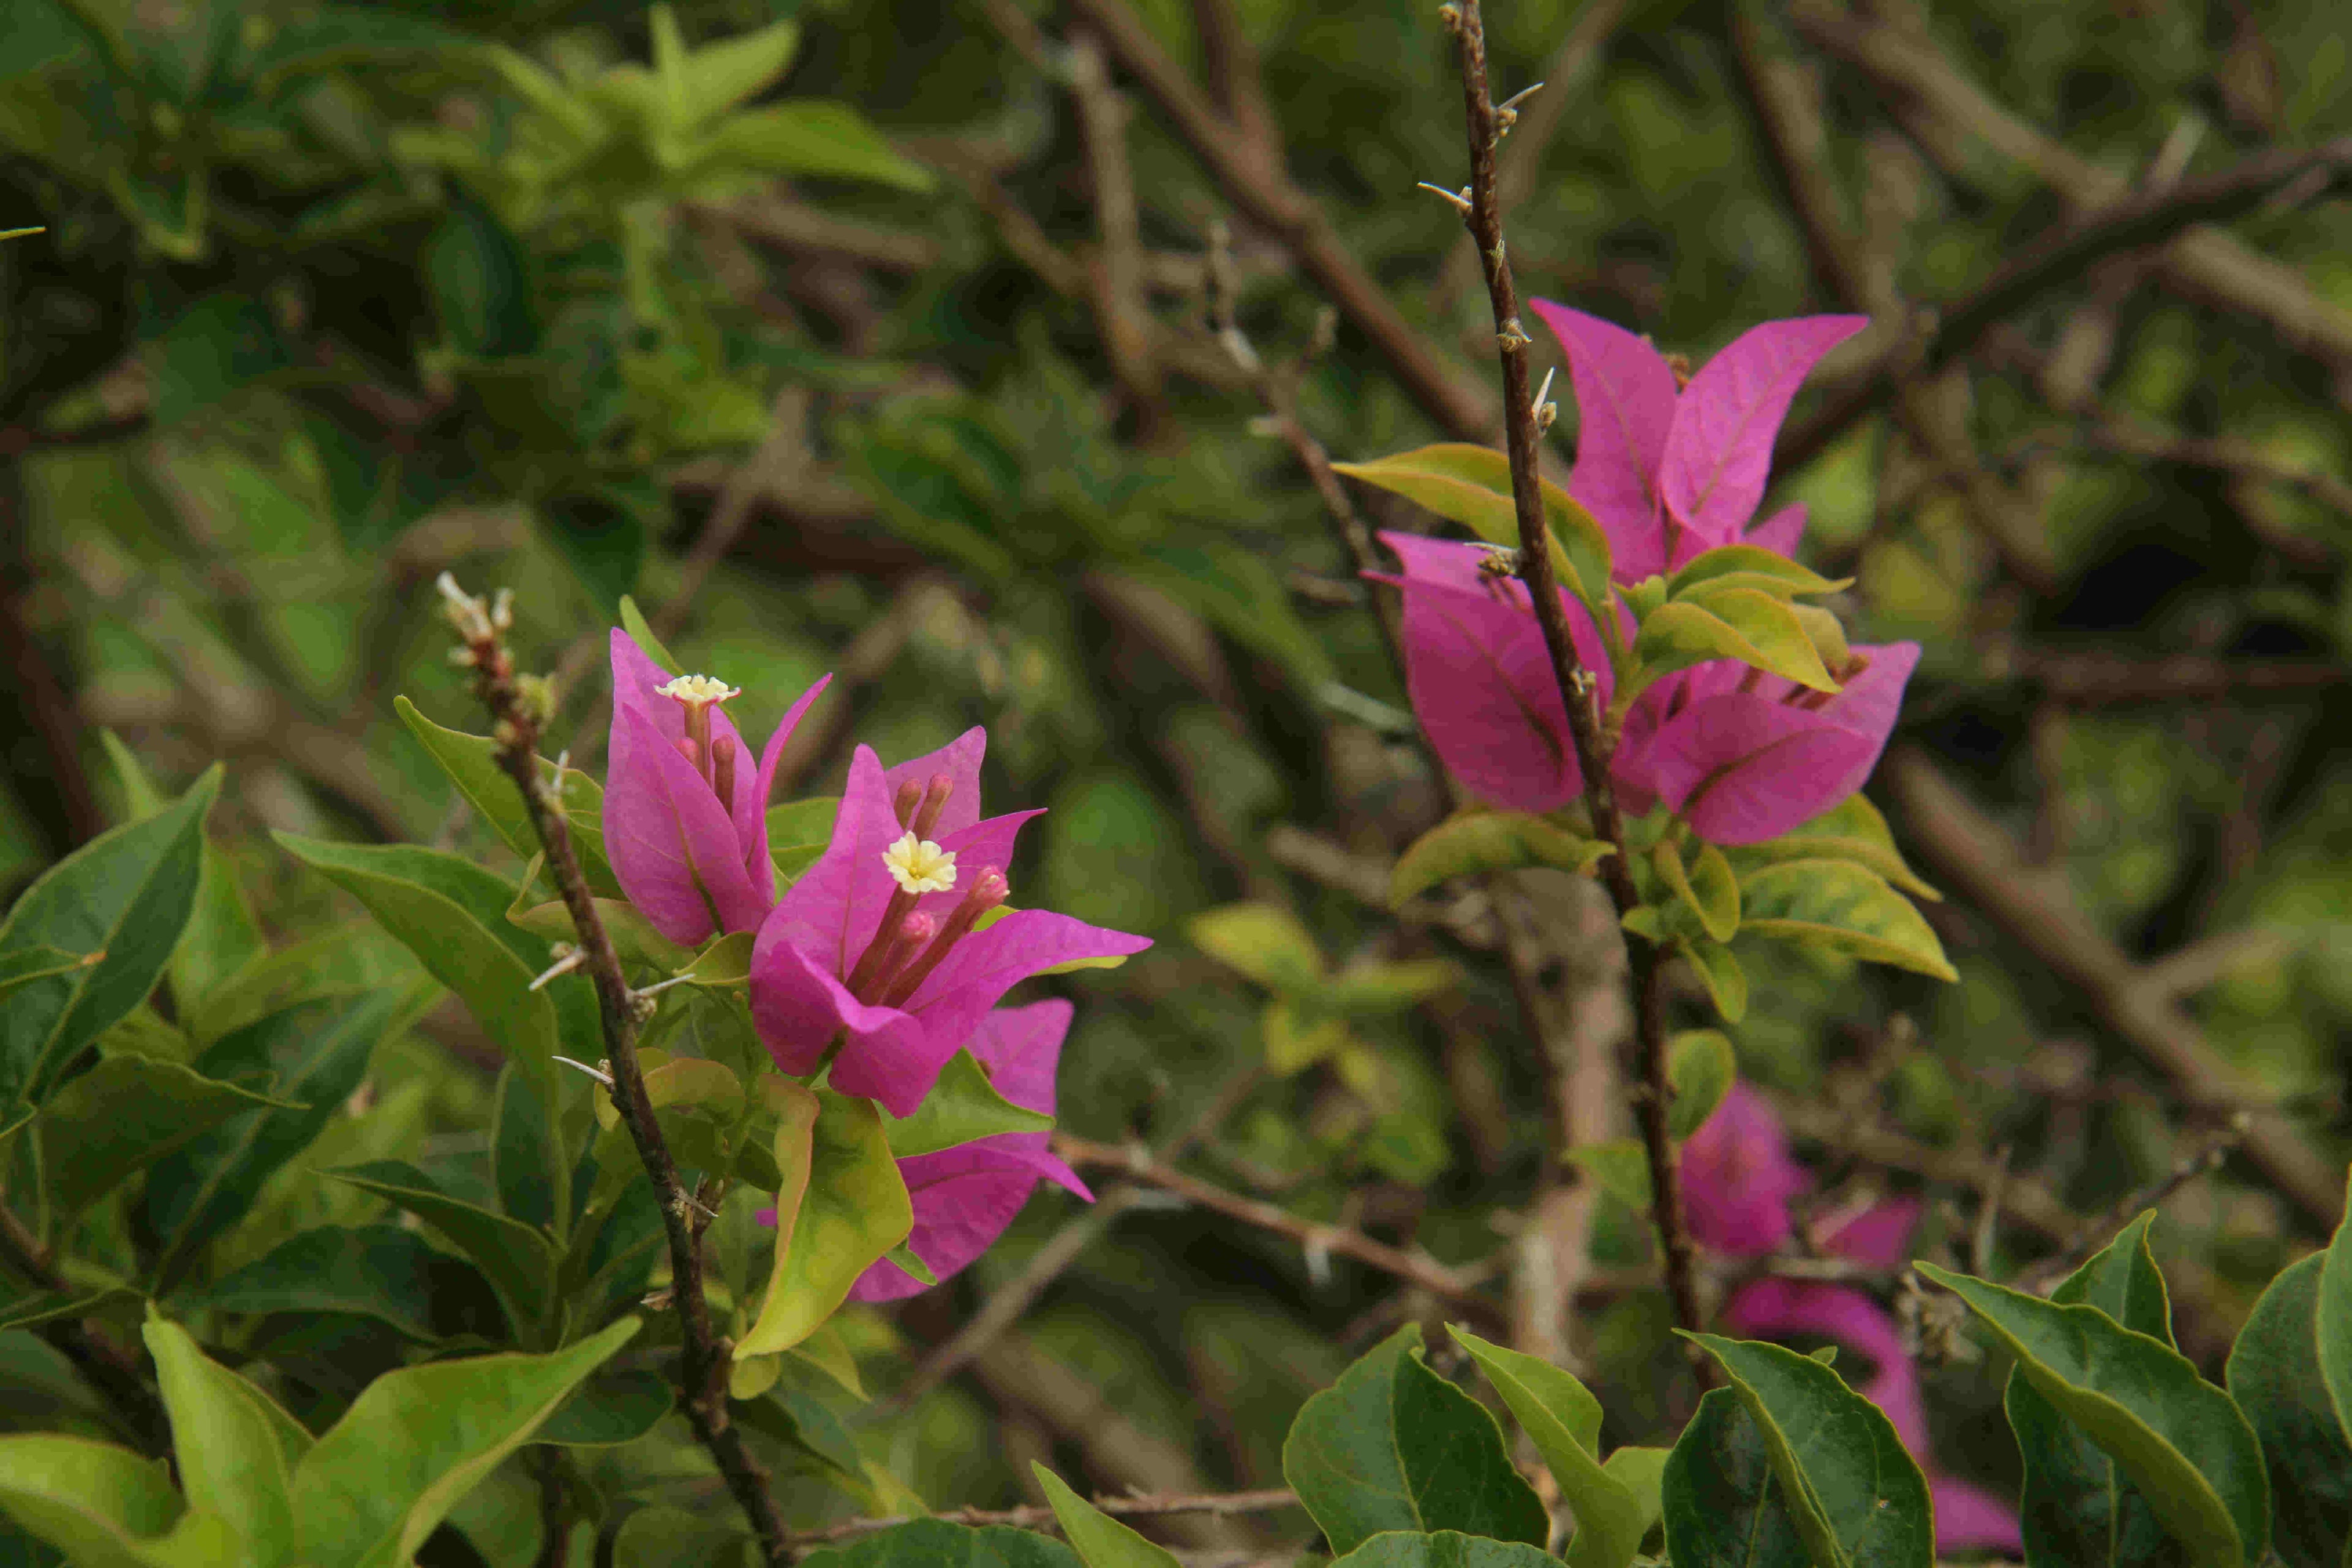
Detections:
[3, 0, 2350, 1547]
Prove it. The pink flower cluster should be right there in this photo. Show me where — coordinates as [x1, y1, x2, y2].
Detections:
[1369, 306, 1918, 843]
[1682, 1084, 2021, 1555]
[602, 630, 1147, 1295]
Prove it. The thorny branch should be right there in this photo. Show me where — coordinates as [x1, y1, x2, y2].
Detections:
[435, 575, 793, 1568]
[1438, 0, 1707, 1359]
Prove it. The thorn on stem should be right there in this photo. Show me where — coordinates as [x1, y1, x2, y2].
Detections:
[552, 1054, 616, 1087]
[530, 945, 587, 992]
[1415, 181, 1474, 216]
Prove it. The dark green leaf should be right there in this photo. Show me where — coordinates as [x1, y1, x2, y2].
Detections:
[537, 1369, 671, 1447]
[148, 296, 288, 424]
[1282, 1324, 1548, 1556]
[0, 1288, 138, 1335]
[2225, 1256, 2348, 1568]
[0, 767, 217, 1111]
[99, 732, 265, 1012]
[146, 990, 402, 1280]
[189, 1225, 503, 1343]
[794, 1520, 1081, 1568]
[327, 1161, 559, 1332]
[1685, 1333, 1934, 1568]
[1033, 1464, 1182, 1568]
[426, 190, 535, 359]
[1917, 1261, 2268, 1568]
[2010, 1212, 2182, 1568]
[24, 1055, 286, 1226]
[1663, 1386, 1812, 1568]
[1327, 1532, 1561, 1568]
[544, 484, 652, 616]
[492, 1060, 571, 1236]
[391, 698, 618, 894]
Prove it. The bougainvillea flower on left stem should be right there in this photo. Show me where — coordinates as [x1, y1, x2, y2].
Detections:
[1612, 639, 1921, 845]
[1677, 1080, 1809, 1256]
[749, 734, 1150, 1117]
[848, 999, 1091, 1300]
[605, 629, 831, 946]
[1529, 302, 1868, 581]
[1364, 530, 1618, 813]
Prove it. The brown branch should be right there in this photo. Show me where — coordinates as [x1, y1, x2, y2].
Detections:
[1440, 0, 1704, 1355]
[2012, 1115, 2250, 1296]
[1883, 746, 2343, 1230]
[1063, 0, 1495, 440]
[2014, 653, 2344, 704]
[0, 1200, 170, 1452]
[435, 578, 791, 1567]
[1053, 1135, 1491, 1301]
[1068, 27, 1166, 435]
[792, 1487, 1301, 1551]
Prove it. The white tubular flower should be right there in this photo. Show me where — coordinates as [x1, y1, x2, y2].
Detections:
[655, 674, 741, 704]
[881, 831, 958, 894]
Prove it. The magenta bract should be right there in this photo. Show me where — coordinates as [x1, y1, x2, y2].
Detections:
[1529, 302, 1868, 580]
[604, 630, 831, 946]
[748, 733, 1150, 1117]
[1678, 1080, 1808, 1256]
[849, 1000, 1091, 1301]
[1365, 531, 1616, 813]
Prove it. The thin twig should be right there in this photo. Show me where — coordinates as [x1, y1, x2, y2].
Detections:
[792, 1488, 1300, 1551]
[2012, 1115, 2252, 1296]
[436, 576, 791, 1567]
[1438, 0, 1705, 1354]
[1052, 1135, 1491, 1300]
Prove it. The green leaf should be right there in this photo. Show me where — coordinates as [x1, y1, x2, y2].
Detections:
[1683, 1333, 1934, 1568]
[883, 1242, 938, 1286]
[883, 1047, 1052, 1158]
[1676, 937, 1749, 1022]
[0, 1435, 242, 1567]
[2227, 1256, 2351, 1568]
[189, 1225, 503, 1344]
[326, 1161, 559, 1333]
[1448, 1328, 1643, 1568]
[1323, 960, 1463, 1016]
[2225, 1168, 2352, 1568]
[508, 884, 691, 974]
[1334, 444, 1613, 603]
[1655, 840, 1740, 944]
[1666, 1030, 1737, 1140]
[99, 733, 265, 1013]
[1125, 545, 1338, 690]
[786, 1322, 867, 1402]
[1188, 903, 1324, 992]
[426, 190, 535, 360]
[1634, 591, 1839, 693]
[1667, 545, 1851, 601]
[1263, 1001, 1350, 1075]
[709, 101, 933, 190]
[26, 1055, 287, 1226]
[1917, 1261, 2268, 1568]
[1662, 1386, 1813, 1568]
[1726, 796, 1940, 902]
[1600, 1447, 1668, 1553]
[1281, 1324, 1549, 1556]
[2010, 1212, 2181, 1568]
[146, 990, 402, 1281]
[1033, 1464, 1182, 1568]
[0, 766, 218, 1111]
[1566, 1139, 1652, 1211]
[793, 1519, 1082, 1568]
[609, 1504, 761, 1568]
[674, 17, 800, 124]
[616, 595, 682, 673]
[1390, 810, 1612, 907]
[536, 1368, 673, 1447]
[1327, 1532, 1561, 1568]
[392, 698, 619, 895]
[0, 1287, 138, 1335]
[492, 1060, 570, 1235]
[142, 1315, 310, 1563]
[1737, 861, 1956, 981]
[669, 930, 756, 988]
[275, 834, 595, 1090]
[290, 1317, 639, 1568]
[739, 1087, 910, 1357]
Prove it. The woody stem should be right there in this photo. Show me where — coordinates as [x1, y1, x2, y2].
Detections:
[1442, 0, 1706, 1362]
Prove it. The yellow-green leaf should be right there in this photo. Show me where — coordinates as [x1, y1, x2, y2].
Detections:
[1391, 810, 1612, 907]
[738, 1087, 909, 1357]
[1634, 590, 1839, 693]
[1738, 860, 1955, 981]
[1334, 443, 1613, 603]
[1666, 1030, 1736, 1140]
[1190, 903, 1324, 991]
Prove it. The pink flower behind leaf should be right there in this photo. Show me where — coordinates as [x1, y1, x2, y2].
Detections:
[1678, 1080, 1808, 1256]
[603, 629, 831, 946]
[848, 1000, 1091, 1301]
[748, 734, 1150, 1117]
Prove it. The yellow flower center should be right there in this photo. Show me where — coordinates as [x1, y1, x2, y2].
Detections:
[882, 831, 958, 894]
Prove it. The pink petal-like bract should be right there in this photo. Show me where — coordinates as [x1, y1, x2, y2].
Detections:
[1743, 502, 1810, 560]
[1529, 301, 1681, 582]
[1819, 1194, 1922, 1271]
[1931, 1475, 2024, 1555]
[748, 742, 1149, 1117]
[1678, 1081, 1808, 1256]
[850, 1000, 1091, 1300]
[603, 628, 829, 943]
[1367, 532, 1614, 813]
[1659, 316, 1868, 548]
[1632, 641, 1920, 844]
